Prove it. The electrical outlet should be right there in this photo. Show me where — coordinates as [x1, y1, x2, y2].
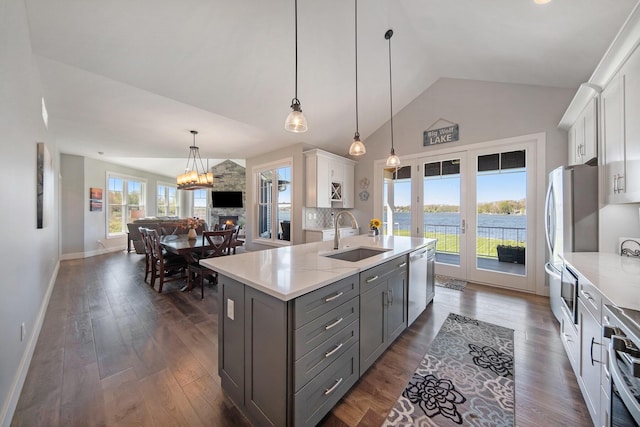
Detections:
[20, 323, 25, 342]
[227, 299, 235, 320]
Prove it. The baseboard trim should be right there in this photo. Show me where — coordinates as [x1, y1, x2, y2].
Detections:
[60, 245, 125, 260]
[0, 261, 60, 427]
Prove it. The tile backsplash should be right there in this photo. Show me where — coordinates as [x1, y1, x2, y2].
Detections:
[304, 207, 353, 229]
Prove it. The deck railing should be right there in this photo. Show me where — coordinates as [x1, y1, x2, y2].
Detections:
[422, 223, 526, 258]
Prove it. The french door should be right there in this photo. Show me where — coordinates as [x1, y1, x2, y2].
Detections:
[380, 138, 536, 292]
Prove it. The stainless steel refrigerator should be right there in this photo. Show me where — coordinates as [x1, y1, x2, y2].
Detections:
[545, 165, 598, 322]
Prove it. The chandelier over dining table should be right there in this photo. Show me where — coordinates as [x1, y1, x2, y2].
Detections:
[177, 130, 214, 190]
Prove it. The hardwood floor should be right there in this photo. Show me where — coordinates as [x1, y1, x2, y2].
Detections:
[11, 252, 592, 426]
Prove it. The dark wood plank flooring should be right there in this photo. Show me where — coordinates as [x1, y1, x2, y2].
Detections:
[11, 252, 592, 426]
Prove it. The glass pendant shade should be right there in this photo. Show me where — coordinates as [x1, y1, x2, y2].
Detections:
[386, 148, 401, 167]
[285, 99, 308, 132]
[349, 133, 366, 156]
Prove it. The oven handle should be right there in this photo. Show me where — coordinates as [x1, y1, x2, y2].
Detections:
[609, 338, 640, 423]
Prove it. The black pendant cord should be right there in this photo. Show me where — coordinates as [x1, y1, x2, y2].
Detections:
[294, 0, 299, 102]
[354, 0, 359, 136]
[386, 29, 394, 153]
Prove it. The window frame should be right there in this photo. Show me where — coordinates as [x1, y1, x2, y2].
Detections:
[192, 188, 209, 220]
[157, 181, 179, 217]
[106, 172, 147, 238]
[253, 158, 293, 246]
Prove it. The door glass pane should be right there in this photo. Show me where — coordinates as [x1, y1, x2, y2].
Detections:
[276, 166, 291, 241]
[383, 166, 411, 236]
[476, 151, 526, 275]
[423, 159, 461, 265]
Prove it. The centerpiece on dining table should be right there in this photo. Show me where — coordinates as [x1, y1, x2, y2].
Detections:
[185, 217, 204, 240]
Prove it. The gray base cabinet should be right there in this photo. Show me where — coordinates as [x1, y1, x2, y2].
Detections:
[218, 255, 411, 426]
[359, 256, 408, 375]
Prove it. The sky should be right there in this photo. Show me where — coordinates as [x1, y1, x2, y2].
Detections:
[392, 170, 526, 206]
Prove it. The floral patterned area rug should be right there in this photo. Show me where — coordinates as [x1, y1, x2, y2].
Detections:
[435, 275, 467, 291]
[384, 313, 514, 426]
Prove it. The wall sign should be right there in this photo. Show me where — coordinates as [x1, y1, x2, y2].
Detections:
[424, 124, 459, 146]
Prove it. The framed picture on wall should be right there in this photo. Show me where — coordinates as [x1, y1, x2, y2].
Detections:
[36, 142, 53, 228]
[90, 187, 103, 212]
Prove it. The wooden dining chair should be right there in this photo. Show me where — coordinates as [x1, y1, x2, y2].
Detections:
[229, 225, 244, 255]
[188, 229, 234, 299]
[139, 227, 153, 283]
[148, 229, 187, 293]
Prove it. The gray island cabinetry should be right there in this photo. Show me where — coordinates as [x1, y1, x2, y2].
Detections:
[359, 257, 408, 375]
[203, 234, 434, 426]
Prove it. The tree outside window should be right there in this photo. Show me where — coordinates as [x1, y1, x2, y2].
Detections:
[107, 174, 146, 236]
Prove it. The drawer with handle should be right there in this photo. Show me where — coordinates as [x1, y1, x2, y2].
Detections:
[294, 319, 359, 391]
[578, 279, 602, 321]
[360, 256, 408, 290]
[293, 274, 359, 328]
[293, 342, 359, 427]
[294, 296, 359, 359]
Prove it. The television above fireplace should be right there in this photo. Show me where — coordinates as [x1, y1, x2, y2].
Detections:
[212, 191, 243, 208]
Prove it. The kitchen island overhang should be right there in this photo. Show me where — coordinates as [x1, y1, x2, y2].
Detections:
[200, 234, 433, 301]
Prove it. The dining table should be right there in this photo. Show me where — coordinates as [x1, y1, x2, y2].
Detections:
[160, 234, 217, 291]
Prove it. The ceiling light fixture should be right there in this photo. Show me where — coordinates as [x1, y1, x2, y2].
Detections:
[285, 0, 308, 133]
[177, 130, 213, 190]
[385, 29, 401, 168]
[348, 0, 365, 156]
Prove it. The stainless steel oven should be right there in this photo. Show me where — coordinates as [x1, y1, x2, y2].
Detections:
[604, 305, 640, 426]
[561, 264, 578, 324]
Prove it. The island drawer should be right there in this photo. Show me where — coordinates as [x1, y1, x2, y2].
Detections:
[293, 342, 359, 427]
[360, 255, 408, 290]
[578, 279, 602, 321]
[293, 274, 359, 328]
[294, 297, 359, 359]
[293, 319, 359, 391]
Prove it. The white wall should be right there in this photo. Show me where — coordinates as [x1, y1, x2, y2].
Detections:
[0, 0, 60, 424]
[351, 78, 576, 295]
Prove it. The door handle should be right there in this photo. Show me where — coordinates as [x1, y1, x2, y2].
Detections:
[461, 219, 466, 234]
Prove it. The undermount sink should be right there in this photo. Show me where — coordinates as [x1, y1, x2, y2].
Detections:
[323, 247, 391, 262]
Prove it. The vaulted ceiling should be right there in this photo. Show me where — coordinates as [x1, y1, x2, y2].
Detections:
[24, 0, 637, 176]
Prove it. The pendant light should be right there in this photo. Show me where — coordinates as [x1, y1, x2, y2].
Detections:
[176, 130, 213, 190]
[385, 29, 401, 168]
[348, 0, 366, 156]
[285, 0, 308, 132]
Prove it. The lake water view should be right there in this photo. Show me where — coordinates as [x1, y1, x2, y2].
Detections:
[385, 212, 526, 242]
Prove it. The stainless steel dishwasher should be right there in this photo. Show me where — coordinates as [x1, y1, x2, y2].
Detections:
[408, 241, 436, 326]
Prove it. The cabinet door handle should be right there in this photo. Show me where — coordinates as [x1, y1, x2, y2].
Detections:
[325, 342, 343, 358]
[325, 291, 344, 302]
[614, 174, 619, 193]
[617, 175, 625, 192]
[325, 317, 344, 330]
[591, 337, 602, 365]
[365, 275, 379, 283]
[397, 262, 407, 268]
[388, 289, 394, 305]
[324, 377, 343, 395]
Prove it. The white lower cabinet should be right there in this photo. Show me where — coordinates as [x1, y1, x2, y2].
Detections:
[579, 299, 602, 424]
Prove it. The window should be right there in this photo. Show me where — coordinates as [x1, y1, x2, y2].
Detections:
[157, 183, 179, 217]
[193, 189, 208, 219]
[107, 173, 146, 236]
[255, 161, 292, 244]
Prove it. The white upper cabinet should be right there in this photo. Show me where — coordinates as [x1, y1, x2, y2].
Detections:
[602, 46, 640, 203]
[568, 97, 597, 166]
[304, 149, 356, 208]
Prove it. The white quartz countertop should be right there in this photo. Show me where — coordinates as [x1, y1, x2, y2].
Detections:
[200, 234, 434, 301]
[562, 252, 640, 311]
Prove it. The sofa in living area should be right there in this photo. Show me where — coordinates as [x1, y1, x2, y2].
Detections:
[127, 217, 207, 254]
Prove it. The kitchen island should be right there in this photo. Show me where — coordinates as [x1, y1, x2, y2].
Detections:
[201, 234, 434, 426]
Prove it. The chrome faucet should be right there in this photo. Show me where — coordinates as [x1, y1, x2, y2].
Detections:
[334, 211, 359, 250]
